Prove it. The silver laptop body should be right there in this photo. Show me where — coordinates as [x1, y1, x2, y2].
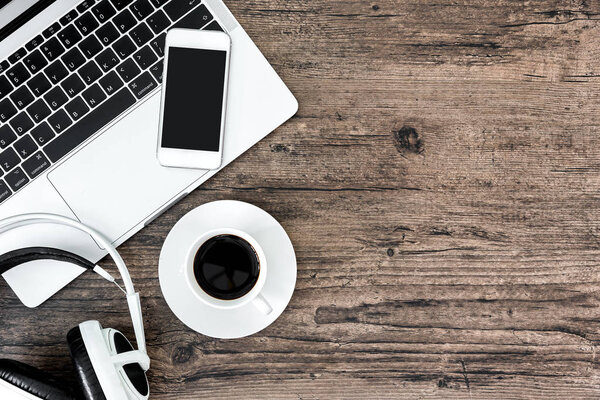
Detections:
[0, 0, 298, 307]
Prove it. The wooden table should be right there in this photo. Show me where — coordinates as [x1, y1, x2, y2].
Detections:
[3, 0, 600, 398]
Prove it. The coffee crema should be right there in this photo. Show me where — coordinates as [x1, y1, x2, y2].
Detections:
[193, 234, 260, 300]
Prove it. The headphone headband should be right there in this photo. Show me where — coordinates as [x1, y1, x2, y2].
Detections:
[0, 213, 147, 354]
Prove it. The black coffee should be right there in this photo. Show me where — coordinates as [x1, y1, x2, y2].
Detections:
[193, 235, 260, 300]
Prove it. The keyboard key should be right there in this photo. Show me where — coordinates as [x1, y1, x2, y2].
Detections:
[116, 58, 140, 82]
[27, 99, 51, 123]
[149, 0, 168, 6]
[79, 35, 103, 59]
[23, 151, 50, 179]
[27, 73, 52, 96]
[60, 26, 83, 51]
[44, 60, 69, 84]
[128, 71, 156, 99]
[6, 63, 30, 86]
[109, 0, 134, 10]
[60, 10, 79, 26]
[114, 9, 137, 33]
[92, 0, 116, 23]
[48, 109, 72, 133]
[44, 86, 69, 110]
[164, 0, 199, 21]
[5, 167, 29, 191]
[25, 35, 44, 51]
[43, 22, 62, 38]
[99, 71, 124, 94]
[82, 84, 107, 107]
[96, 22, 120, 46]
[14, 135, 37, 159]
[10, 86, 34, 109]
[204, 20, 223, 32]
[31, 122, 55, 146]
[79, 61, 103, 84]
[0, 180, 11, 203]
[61, 74, 86, 97]
[0, 60, 9, 74]
[130, 23, 153, 46]
[96, 48, 120, 72]
[65, 96, 90, 120]
[62, 48, 86, 71]
[58, 25, 83, 49]
[75, 12, 100, 36]
[0, 76, 12, 99]
[0, 125, 16, 148]
[149, 60, 163, 82]
[133, 45, 157, 69]
[23, 50, 48, 74]
[147, 10, 170, 34]
[131, 0, 153, 20]
[40, 37, 66, 61]
[0, 148, 20, 171]
[78, 0, 97, 12]
[45, 88, 135, 162]
[8, 48, 26, 64]
[174, 4, 212, 29]
[113, 36, 137, 59]
[9, 112, 34, 135]
[0, 99, 17, 122]
[149, 32, 165, 57]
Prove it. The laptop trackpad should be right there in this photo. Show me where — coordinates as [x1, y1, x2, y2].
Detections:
[48, 93, 207, 241]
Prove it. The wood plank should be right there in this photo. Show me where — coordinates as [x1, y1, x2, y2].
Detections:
[2, 0, 600, 398]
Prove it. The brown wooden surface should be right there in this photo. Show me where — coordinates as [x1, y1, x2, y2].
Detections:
[3, 0, 600, 398]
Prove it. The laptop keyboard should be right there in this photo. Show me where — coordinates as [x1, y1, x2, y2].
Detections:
[0, 0, 222, 203]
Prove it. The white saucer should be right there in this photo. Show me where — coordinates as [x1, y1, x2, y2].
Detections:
[159, 200, 297, 338]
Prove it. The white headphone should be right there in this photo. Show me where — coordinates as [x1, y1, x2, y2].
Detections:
[0, 213, 150, 400]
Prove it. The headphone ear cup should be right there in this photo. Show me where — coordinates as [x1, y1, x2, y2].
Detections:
[109, 329, 149, 398]
[67, 327, 107, 400]
[0, 359, 79, 400]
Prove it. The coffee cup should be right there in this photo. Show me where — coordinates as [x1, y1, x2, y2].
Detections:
[184, 228, 272, 314]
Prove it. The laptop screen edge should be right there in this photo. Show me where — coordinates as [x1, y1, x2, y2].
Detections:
[0, 0, 77, 60]
[0, 0, 56, 42]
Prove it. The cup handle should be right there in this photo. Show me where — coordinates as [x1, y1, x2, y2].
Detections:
[252, 293, 273, 315]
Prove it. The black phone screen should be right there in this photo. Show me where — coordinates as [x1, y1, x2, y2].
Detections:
[161, 47, 227, 152]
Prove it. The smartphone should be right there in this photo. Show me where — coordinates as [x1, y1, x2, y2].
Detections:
[157, 29, 231, 170]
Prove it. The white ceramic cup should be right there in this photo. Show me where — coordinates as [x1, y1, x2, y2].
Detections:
[184, 228, 272, 314]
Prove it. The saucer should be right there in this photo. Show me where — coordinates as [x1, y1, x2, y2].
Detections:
[159, 200, 297, 338]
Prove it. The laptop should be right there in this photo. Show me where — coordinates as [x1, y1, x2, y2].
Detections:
[0, 0, 298, 307]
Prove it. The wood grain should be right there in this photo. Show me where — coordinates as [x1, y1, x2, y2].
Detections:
[3, 0, 600, 398]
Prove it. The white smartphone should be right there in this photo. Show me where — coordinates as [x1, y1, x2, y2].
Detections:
[157, 28, 231, 170]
